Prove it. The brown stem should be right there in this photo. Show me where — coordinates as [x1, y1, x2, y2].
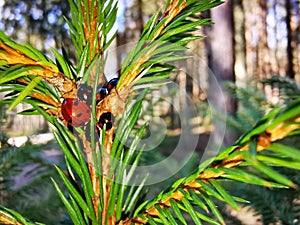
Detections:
[83, 127, 116, 224]
[81, 0, 101, 62]
[82, 134, 101, 221]
[0, 43, 77, 98]
[101, 128, 116, 225]
[0, 213, 23, 225]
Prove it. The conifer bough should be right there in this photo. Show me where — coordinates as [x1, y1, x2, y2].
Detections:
[1, 0, 300, 225]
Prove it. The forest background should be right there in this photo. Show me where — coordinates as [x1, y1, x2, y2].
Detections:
[0, 0, 300, 224]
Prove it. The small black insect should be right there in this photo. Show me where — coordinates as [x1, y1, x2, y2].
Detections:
[77, 83, 93, 105]
[106, 78, 119, 93]
[95, 78, 118, 104]
[98, 112, 114, 130]
[96, 87, 108, 104]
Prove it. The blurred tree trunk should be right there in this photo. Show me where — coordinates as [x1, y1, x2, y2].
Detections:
[233, 0, 247, 87]
[205, 0, 236, 146]
[243, 0, 255, 79]
[291, 1, 300, 84]
[136, 0, 144, 34]
[257, 0, 269, 80]
[256, 0, 274, 101]
[285, 0, 295, 79]
[116, 0, 144, 73]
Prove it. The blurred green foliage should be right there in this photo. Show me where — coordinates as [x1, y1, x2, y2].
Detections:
[0, 135, 70, 224]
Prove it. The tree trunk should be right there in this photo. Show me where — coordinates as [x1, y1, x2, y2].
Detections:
[233, 0, 247, 87]
[285, 0, 294, 78]
[205, 0, 236, 147]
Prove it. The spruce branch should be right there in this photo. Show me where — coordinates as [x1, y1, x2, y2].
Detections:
[0, 206, 40, 225]
[67, 0, 117, 85]
[0, 1, 118, 223]
[0, 34, 77, 98]
[119, 99, 300, 225]
[0, 213, 22, 225]
[2, 0, 299, 225]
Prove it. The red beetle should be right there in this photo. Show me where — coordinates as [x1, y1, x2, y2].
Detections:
[61, 98, 91, 127]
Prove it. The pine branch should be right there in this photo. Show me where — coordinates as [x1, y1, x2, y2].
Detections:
[0, 34, 76, 98]
[120, 98, 300, 225]
[0, 212, 23, 225]
[63, 3, 119, 219]
[3, 1, 299, 225]
[0, 1, 118, 223]
[67, 0, 117, 85]
[0, 206, 41, 225]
